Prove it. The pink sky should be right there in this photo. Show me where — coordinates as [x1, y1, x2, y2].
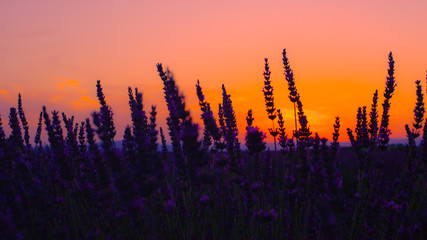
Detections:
[1, 0, 427, 144]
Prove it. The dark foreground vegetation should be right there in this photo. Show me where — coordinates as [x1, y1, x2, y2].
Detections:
[0, 50, 425, 239]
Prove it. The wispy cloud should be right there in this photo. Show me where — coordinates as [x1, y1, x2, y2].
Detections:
[48, 77, 99, 111]
[53, 77, 81, 90]
[72, 95, 99, 110]
[277, 107, 329, 130]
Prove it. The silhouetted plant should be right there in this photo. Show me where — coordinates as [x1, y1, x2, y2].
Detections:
[378, 52, 397, 150]
[17, 94, 31, 149]
[78, 121, 86, 155]
[277, 109, 288, 150]
[245, 109, 266, 155]
[411, 80, 424, 137]
[34, 111, 43, 149]
[0, 49, 425, 240]
[221, 84, 241, 166]
[93, 80, 116, 152]
[368, 90, 379, 145]
[295, 99, 312, 141]
[149, 105, 158, 152]
[283, 48, 300, 136]
[330, 116, 340, 159]
[263, 58, 280, 163]
[159, 127, 168, 160]
[157, 63, 184, 172]
[8, 107, 24, 152]
[196, 80, 222, 152]
[0, 115, 6, 154]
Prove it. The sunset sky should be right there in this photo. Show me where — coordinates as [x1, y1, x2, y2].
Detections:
[1, 0, 427, 144]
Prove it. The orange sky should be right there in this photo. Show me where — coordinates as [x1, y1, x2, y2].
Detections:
[1, 0, 427, 144]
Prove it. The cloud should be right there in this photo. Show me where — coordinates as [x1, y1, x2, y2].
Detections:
[277, 107, 329, 129]
[47, 77, 99, 111]
[72, 95, 99, 110]
[305, 109, 329, 127]
[52, 77, 81, 90]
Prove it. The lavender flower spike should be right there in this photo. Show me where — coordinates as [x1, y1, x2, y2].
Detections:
[330, 116, 340, 158]
[245, 111, 266, 155]
[283, 48, 300, 135]
[263, 58, 276, 121]
[282, 49, 300, 103]
[378, 52, 397, 150]
[222, 84, 240, 162]
[17, 94, 31, 149]
[368, 90, 379, 144]
[277, 109, 287, 149]
[412, 80, 424, 138]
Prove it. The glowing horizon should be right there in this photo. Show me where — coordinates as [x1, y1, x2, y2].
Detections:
[1, 0, 427, 145]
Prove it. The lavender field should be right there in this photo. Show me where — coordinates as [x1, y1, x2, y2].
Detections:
[0, 50, 425, 239]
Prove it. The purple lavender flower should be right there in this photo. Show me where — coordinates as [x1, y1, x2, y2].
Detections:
[17, 94, 31, 149]
[283, 48, 300, 135]
[355, 106, 369, 148]
[159, 127, 168, 159]
[246, 109, 254, 127]
[0, 115, 6, 151]
[202, 126, 212, 148]
[127, 87, 151, 171]
[85, 118, 111, 190]
[347, 128, 356, 149]
[277, 109, 288, 150]
[245, 109, 266, 155]
[78, 121, 86, 155]
[405, 80, 425, 172]
[405, 124, 415, 146]
[282, 49, 300, 104]
[332, 116, 340, 146]
[263, 58, 280, 155]
[422, 71, 427, 163]
[85, 118, 99, 155]
[295, 99, 312, 140]
[216, 103, 227, 151]
[330, 116, 340, 158]
[221, 84, 241, 162]
[368, 90, 379, 144]
[52, 110, 64, 140]
[8, 107, 23, 151]
[93, 80, 116, 152]
[34, 112, 43, 148]
[122, 125, 135, 160]
[378, 52, 397, 150]
[196, 79, 208, 112]
[157, 63, 184, 165]
[62, 113, 79, 156]
[158, 64, 206, 185]
[263, 58, 276, 121]
[411, 80, 424, 138]
[43, 107, 71, 181]
[149, 105, 158, 152]
[196, 80, 222, 151]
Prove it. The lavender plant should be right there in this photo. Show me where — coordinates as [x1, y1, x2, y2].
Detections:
[283, 48, 300, 136]
[17, 94, 31, 149]
[221, 84, 241, 165]
[378, 52, 397, 150]
[245, 109, 266, 155]
[263, 58, 279, 142]
[0, 49, 424, 240]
